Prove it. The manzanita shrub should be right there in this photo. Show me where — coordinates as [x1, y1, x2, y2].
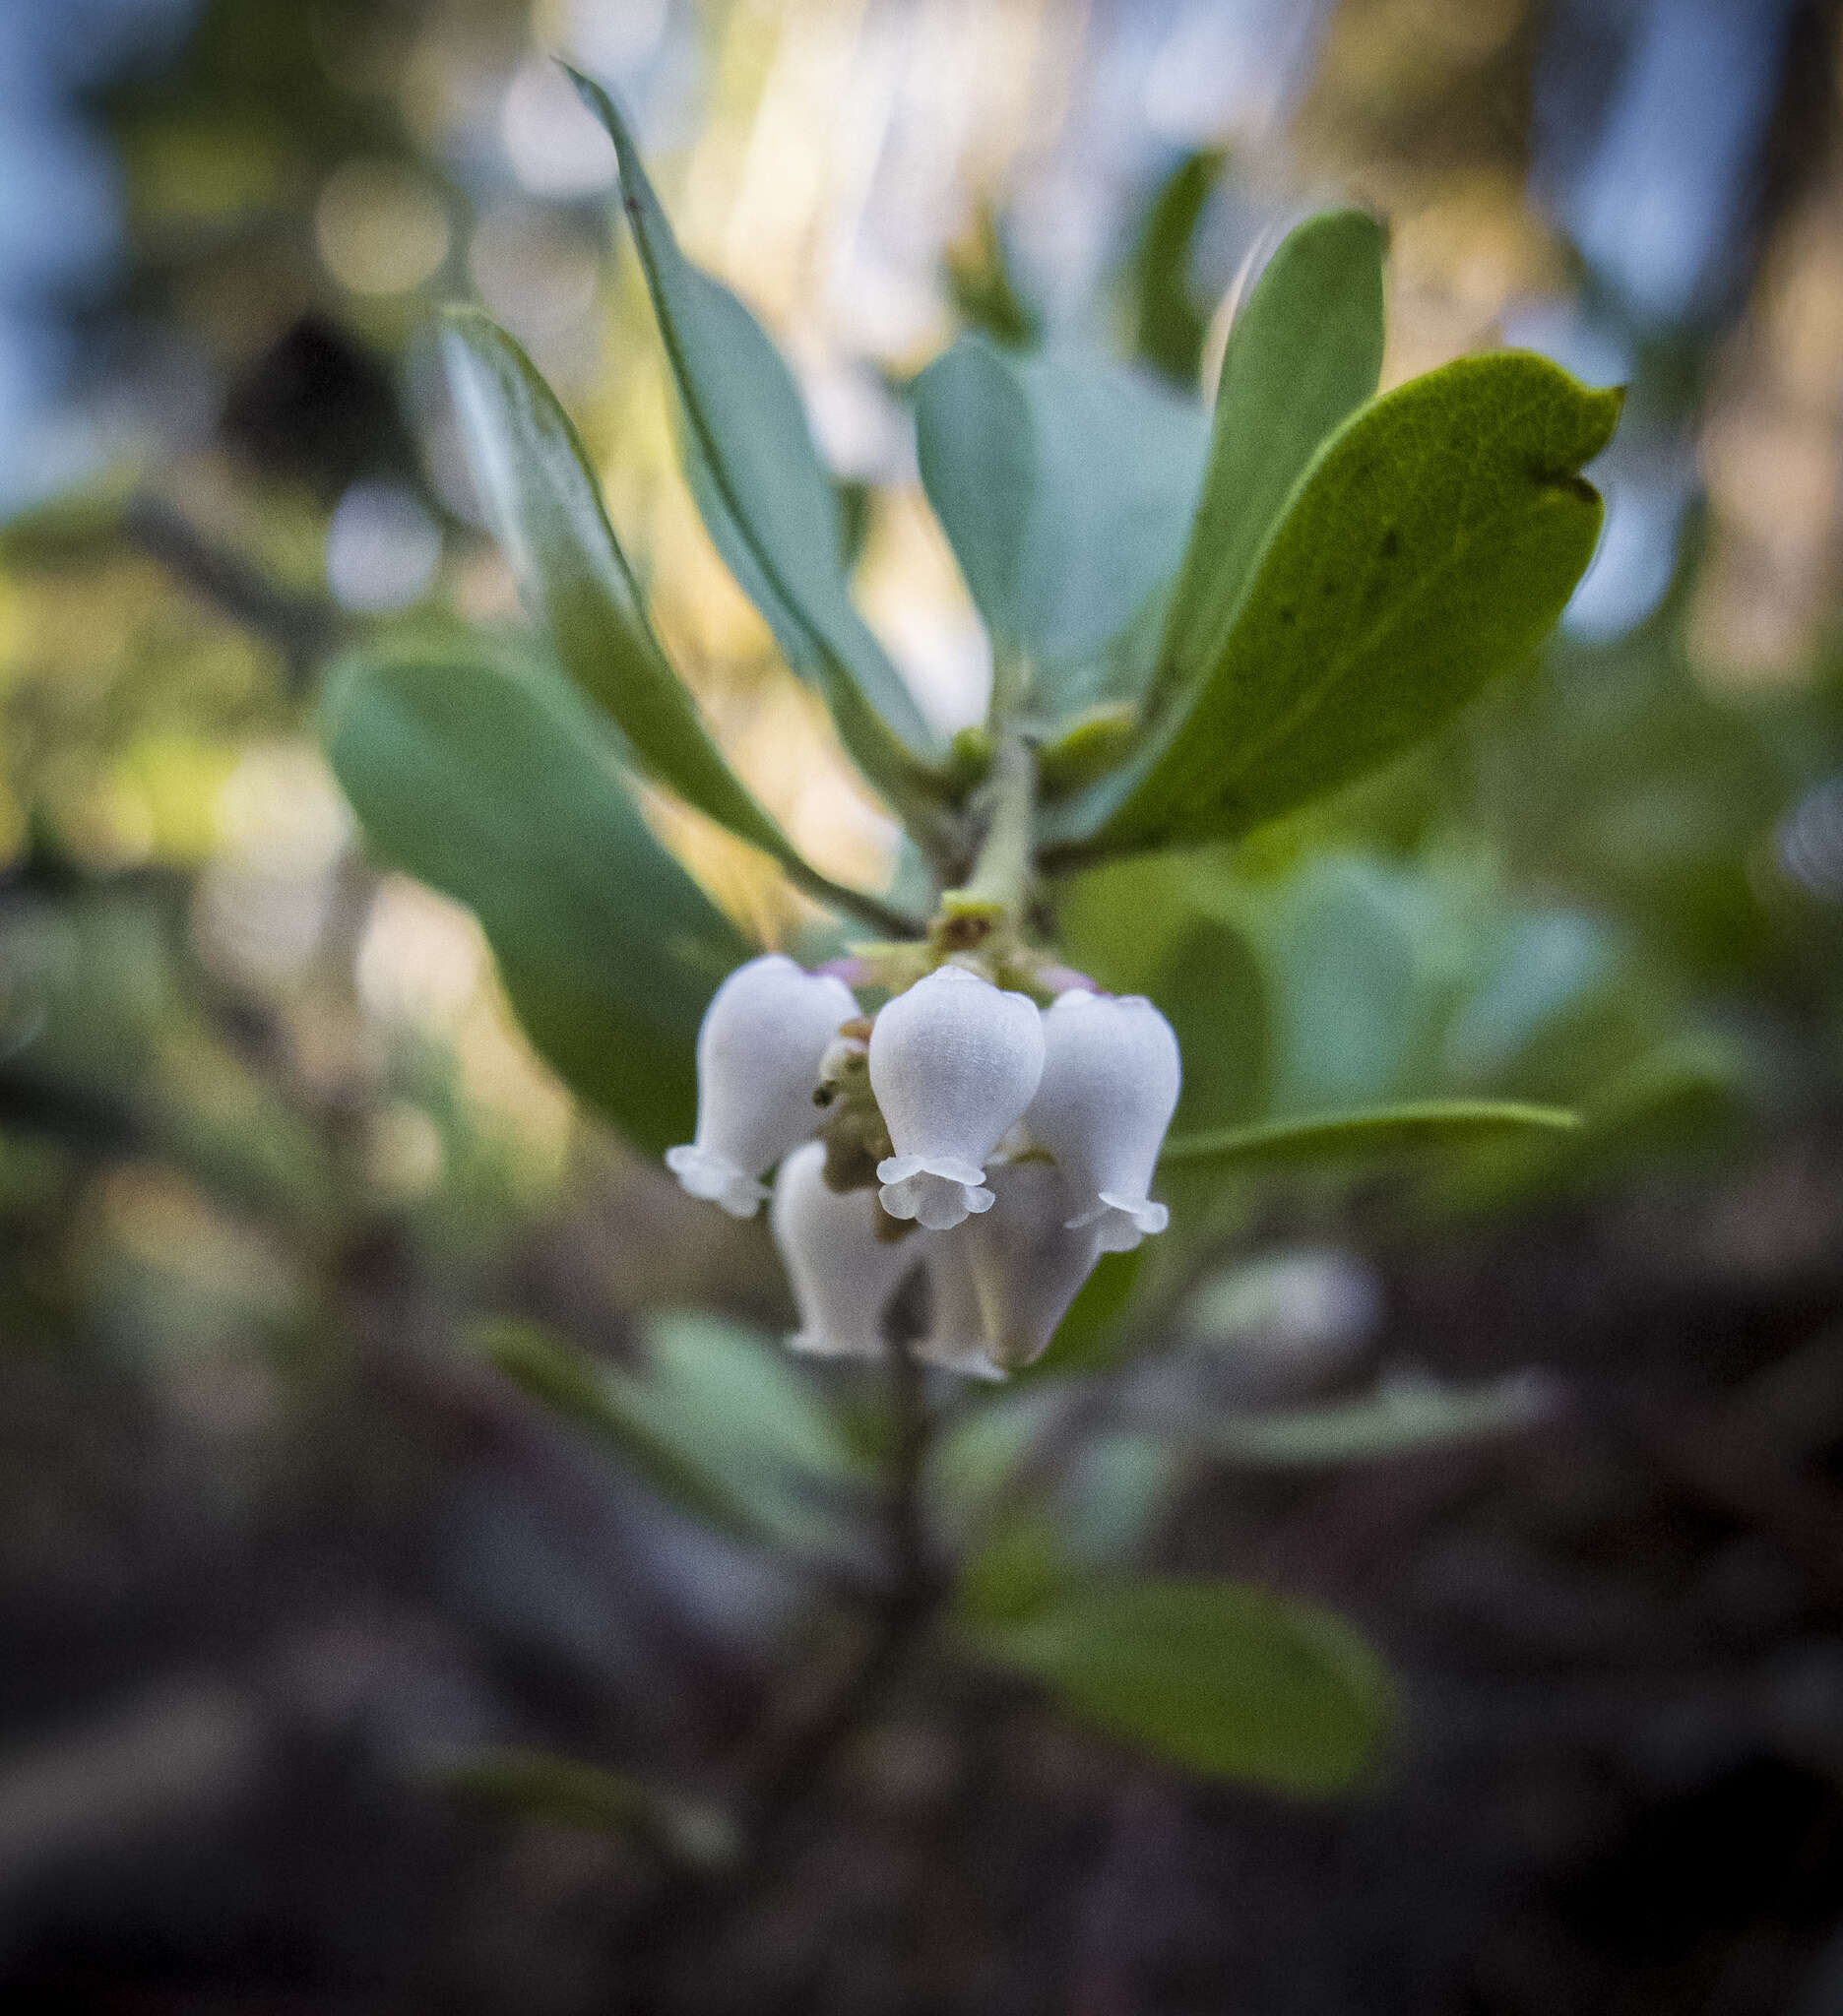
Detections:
[323, 73, 1621, 1821]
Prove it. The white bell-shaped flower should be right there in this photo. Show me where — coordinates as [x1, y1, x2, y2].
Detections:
[960, 1160, 1104, 1369]
[869, 964, 1046, 1231]
[770, 1142, 918, 1360]
[910, 1234, 1005, 1382]
[1025, 989, 1180, 1252]
[667, 954, 858, 1218]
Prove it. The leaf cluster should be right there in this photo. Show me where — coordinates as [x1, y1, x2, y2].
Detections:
[326, 76, 1620, 1162]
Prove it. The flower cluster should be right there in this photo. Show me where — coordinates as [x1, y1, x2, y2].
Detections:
[667, 955, 1180, 1377]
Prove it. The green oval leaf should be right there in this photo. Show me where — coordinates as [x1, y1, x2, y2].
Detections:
[1048, 351, 1623, 857]
[565, 69, 949, 828]
[912, 338, 1209, 707]
[322, 638, 748, 1155]
[912, 338, 1033, 662]
[1148, 208, 1386, 720]
[441, 309, 911, 936]
[1161, 1098, 1582, 1173]
[969, 1577, 1394, 1795]
[1156, 916, 1273, 1136]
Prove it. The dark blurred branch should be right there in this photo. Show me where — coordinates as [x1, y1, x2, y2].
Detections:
[619, 1348, 947, 2004]
[884, 1332, 934, 1597]
[0, 1069, 143, 1155]
[123, 493, 346, 683]
[742, 1343, 942, 1859]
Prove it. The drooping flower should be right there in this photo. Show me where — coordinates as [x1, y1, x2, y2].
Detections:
[667, 954, 858, 1218]
[770, 1141, 919, 1360]
[1024, 989, 1180, 1252]
[958, 1159, 1104, 1368]
[869, 964, 1046, 1231]
[911, 1233, 1005, 1381]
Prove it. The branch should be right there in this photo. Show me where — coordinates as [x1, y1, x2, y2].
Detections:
[123, 494, 346, 682]
[740, 1343, 942, 1861]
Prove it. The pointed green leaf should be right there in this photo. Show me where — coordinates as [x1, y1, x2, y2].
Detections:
[567, 70, 948, 824]
[913, 339, 1210, 711]
[628, 1312, 871, 1564]
[441, 309, 912, 935]
[322, 639, 748, 1155]
[1161, 1099, 1582, 1174]
[1126, 146, 1228, 389]
[477, 1312, 872, 1567]
[1149, 208, 1385, 717]
[969, 1577, 1394, 1794]
[475, 1316, 767, 1540]
[1204, 1372, 1556, 1467]
[1047, 352, 1622, 857]
[437, 1745, 738, 1867]
[945, 203, 1043, 349]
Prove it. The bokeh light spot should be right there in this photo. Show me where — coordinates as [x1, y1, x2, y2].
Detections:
[326, 478, 441, 612]
[315, 158, 451, 295]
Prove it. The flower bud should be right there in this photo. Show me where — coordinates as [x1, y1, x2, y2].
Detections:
[910, 1235, 1005, 1382]
[667, 954, 858, 1218]
[770, 1142, 919, 1360]
[870, 965, 1046, 1231]
[1025, 989, 1179, 1252]
[959, 1160, 1104, 1369]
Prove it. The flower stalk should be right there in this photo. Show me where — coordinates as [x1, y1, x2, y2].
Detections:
[940, 730, 1037, 942]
